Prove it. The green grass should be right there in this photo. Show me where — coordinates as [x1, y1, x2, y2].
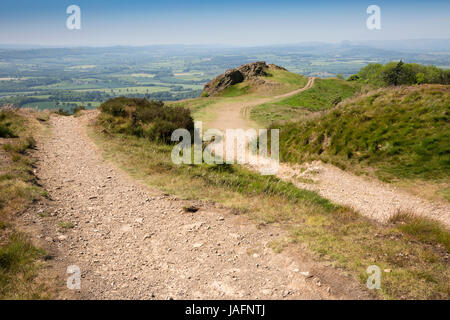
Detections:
[213, 66, 309, 98]
[390, 212, 450, 252]
[251, 78, 362, 125]
[58, 221, 75, 230]
[0, 110, 25, 138]
[168, 98, 220, 123]
[0, 109, 49, 299]
[0, 111, 45, 216]
[219, 83, 251, 97]
[272, 85, 450, 182]
[264, 67, 308, 87]
[0, 233, 46, 299]
[22, 101, 58, 110]
[90, 118, 450, 299]
[2, 136, 36, 154]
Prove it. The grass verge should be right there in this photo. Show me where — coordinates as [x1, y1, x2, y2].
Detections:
[0, 108, 49, 299]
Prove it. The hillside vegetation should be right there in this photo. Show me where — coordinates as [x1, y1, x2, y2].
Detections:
[203, 62, 309, 98]
[272, 85, 450, 183]
[251, 78, 362, 125]
[350, 61, 450, 87]
[98, 97, 194, 144]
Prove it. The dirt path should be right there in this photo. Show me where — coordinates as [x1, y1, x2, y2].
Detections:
[17, 113, 370, 300]
[253, 161, 450, 227]
[205, 78, 450, 227]
[207, 78, 316, 131]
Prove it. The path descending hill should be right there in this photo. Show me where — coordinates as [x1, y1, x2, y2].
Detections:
[17, 112, 370, 299]
[207, 77, 316, 131]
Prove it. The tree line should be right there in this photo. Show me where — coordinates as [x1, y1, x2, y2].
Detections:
[348, 61, 450, 86]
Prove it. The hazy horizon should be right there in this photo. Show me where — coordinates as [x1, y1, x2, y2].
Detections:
[1, 39, 449, 52]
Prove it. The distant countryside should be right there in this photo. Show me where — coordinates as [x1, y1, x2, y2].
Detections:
[1, 42, 449, 113]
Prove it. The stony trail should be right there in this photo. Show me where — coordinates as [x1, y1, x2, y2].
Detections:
[207, 78, 316, 131]
[17, 113, 370, 300]
[254, 160, 450, 227]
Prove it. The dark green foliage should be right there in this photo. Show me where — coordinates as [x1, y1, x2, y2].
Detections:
[55, 108, 71, 116]
[384, 60, 406, 86]
[353, 61, 450, 87]
[99, 97, 194, 144]
[72, 105, 85, 114]
[0, 123, 15, 138]
[0, 111, 19, 138]
[0, 234, 44, 297]
[347, 74, 360, 81]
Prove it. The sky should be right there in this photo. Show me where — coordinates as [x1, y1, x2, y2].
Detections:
[0, 0, 449, 47]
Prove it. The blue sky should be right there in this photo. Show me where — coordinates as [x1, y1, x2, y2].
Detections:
[0, 0, 449, 46]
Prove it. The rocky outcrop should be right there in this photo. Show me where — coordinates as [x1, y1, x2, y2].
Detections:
[202, 61, 270, 97]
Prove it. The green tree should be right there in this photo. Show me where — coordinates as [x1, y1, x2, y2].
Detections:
[416, 72, 426, 84]
[383, 60, 404, 86]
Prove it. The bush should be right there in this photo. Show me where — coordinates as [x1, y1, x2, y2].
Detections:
[347, 74, 360, 81]
[54, 108, 70, 116]
[0, 125, 15, 138]
[72, 105, 85, 114]
[98, 97, 194, 144]
[0, 111, 19, 138]
[351, 61, 450, 87]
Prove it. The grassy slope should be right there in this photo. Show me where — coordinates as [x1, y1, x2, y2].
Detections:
[90, 113, 450, 299]
[251, 78, 362, 125]
[0, 109, 49, 299]
[272, 85, 450, 185]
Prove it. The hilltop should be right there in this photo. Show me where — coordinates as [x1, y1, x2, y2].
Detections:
[201, 61, 306, 97]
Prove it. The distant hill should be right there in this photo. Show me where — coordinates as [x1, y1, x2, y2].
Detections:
[201, 61, 308, 97]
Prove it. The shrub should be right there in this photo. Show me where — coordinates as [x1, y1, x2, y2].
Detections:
[98, 97, 194, 144]
[0, 111, 19, 138]
[347, 74, 360, 81]
[54, 108, 70, 116]
[72, 105, 86, 114]
[352, 61, 450, 87]
[0, 125, 15, 138]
